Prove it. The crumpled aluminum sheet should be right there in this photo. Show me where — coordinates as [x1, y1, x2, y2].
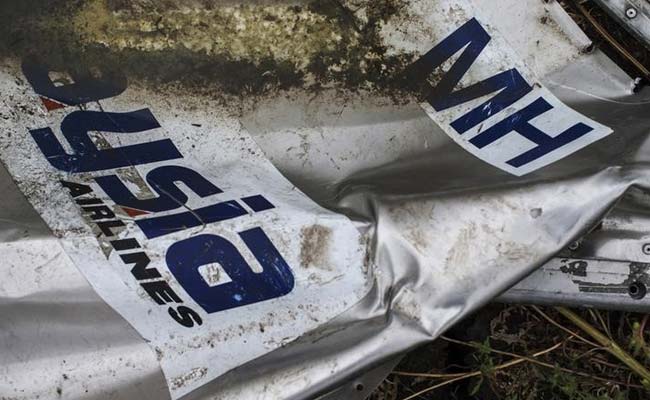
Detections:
[2, 0, 650, 399]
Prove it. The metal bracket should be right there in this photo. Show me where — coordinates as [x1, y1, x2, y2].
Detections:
[593, 0, 650, 48]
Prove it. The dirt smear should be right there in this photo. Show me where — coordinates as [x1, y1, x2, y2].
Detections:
[299, 224, 332, 269]
[170, 366, 208, 391]
[0, 0, 422, 104]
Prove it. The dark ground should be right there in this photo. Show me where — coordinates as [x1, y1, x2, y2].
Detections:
[372, 305, 650, 400]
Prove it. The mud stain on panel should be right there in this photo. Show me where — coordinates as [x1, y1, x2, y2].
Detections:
[300, 224, 332, 270]
[171, 367, 208, 390]
[444, 222, 477, 272]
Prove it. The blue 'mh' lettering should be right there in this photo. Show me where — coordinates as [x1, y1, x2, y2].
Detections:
[30, 109, 183, 172]
[166, 228, 295, 313]
[470, 98, 593, 167]
[411, 18, 533, 134]
[412, 17, 598, 169]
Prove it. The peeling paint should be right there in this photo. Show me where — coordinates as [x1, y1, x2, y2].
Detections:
[574, 263, 650, 295]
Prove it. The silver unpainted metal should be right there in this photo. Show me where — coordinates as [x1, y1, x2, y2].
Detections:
[498, 258, 650, 312]
[500, 184, 650, 311]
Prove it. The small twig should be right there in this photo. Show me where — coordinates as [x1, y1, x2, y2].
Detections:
[399, 372, 480, 400]
[631, 315, 650, 360]
[639, 314, 649, 348]
[441, 335, 564, 361]
[440, 336, 631, 387]
[398, 341, 564, 400]
[555, 306, 650, 386]
[591, 357, 627, 370]
[398, 347, 544, 400]
[531, 305, 601, 348]
[641, 315, 649, 332]
[571, 345, 608, 361]
[589, 309, 612, 339]
[398, 335, 640, 400]
[392, 371, 469, 379]
[394, 338, 563, 379]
